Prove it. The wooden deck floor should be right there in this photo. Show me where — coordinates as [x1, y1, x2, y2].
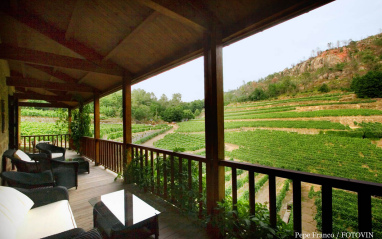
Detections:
[66, 151, 209, 239]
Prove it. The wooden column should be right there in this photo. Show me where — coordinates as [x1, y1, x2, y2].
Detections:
[204, 25, 225, 236]
[8, 96, 18, 149]
[68, 108, 73, 149]
[122, 72, 132, 179]
[94, 94, 100, 166]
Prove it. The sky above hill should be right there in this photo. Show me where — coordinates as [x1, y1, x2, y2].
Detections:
[132, 0, 382, 102]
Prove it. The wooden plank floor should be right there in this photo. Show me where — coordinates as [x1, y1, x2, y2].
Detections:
[66, 151, 209, 239]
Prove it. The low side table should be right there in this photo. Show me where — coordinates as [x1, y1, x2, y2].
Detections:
[89, 190, 161, 239]
[67, 157, 90, 174]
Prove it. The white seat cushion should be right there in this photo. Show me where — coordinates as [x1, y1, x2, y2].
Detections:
[51, 153, 64, 159]
[14, 150, 33, 162]
[0, 187, 34, 239]
[16, 200, 76, 239]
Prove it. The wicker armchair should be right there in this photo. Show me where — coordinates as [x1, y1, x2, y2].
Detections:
[36, 143, 66, 161]
[1, 149, 79, 189]
[2, 149, 50, 173]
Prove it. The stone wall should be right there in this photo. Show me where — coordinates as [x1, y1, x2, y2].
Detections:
[0, 59, 11, 183]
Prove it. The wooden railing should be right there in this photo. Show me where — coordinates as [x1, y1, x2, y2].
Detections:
[129, 143, 207, 218]
[20, 134, 70, 153]
[81, 137, 96, 160]
[80, 136, 382, 236]
[219, 160, 382, 236]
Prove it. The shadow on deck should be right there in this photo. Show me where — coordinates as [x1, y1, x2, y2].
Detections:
[66, 150, 208, 239]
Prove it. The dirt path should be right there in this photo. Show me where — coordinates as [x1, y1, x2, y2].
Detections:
[141, 124, 178, 147]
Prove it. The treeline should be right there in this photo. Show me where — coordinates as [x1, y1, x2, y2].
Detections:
[22, 89, 204, 123]
[99, 89, 203, 122]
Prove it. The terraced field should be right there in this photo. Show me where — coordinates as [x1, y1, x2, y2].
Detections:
[153, 93, 382, 237]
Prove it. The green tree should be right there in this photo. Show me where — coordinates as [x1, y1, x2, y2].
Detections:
[162, 106, 183, 122]
[132, 105, 152, 121]
[182, 109, 195, 120]
[249, 88, 268, 101]
[194, 109, 201, 117]
[351, 71, 382, 98]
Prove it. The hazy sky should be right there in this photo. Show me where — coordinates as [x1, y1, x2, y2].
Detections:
[132, 0, 382, 102]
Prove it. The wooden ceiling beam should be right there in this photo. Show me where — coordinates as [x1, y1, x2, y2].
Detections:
[13, 92, 77, 102]
[222, 0, 334, 45]
[26, 64, 78, 84]
[131, 41, 203, 85]
[10, 70, 95, 93]
[19, 102, 70, 108]
[0, 44, 123, 76]
[7, 76, 97, 93]
[136, 0, 215, 31]
[5, 7, 103, 65]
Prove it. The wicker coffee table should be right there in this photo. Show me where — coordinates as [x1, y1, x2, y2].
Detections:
[67, 157, 90, 174]
[89, 190, 161, 239]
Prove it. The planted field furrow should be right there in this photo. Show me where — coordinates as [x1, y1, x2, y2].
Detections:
[225, 130, 382, 183]
[224, 109, 382, 120]
[224, 106, 296, 116]
[154, 133, 205, 151]
[314, 189, 382, 238]
[224, 94, 343, 110]
[176, 120, 349, 133]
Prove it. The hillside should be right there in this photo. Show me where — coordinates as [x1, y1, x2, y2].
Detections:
[225, 33, 382, 103]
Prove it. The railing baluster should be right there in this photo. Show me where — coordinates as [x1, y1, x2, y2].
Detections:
[322, 185, 333, 235]
[163, 154, 168, 199]
[249, 171, 255, 216]
[198, 161, 203, 219]
[156, 152, 160, 195]
[293, 180, 302, 236]
[232, 167, 237, 212]
[179, 157, 183, 204]
[33, 137, 36, 153]
[170, 155, 175, 202]
[188, 158, 192, 210]
[151, 150, 154, 192]
[269, 175, 277, 228]
[358, 191, 372, 234]
[145, 149, 148, 167]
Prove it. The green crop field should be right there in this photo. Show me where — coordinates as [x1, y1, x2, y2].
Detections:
[154, 133, 205, 151]
[176, 120, 349, 132]
[224, 109, 382, 120]
[21, 121, 68, 135]
[225, 130, 382, 183]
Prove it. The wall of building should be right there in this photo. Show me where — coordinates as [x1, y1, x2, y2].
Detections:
[0, 59, 11, 182]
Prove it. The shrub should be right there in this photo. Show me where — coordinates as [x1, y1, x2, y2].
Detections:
[351, 71, 382, 98]
[318, 83, 330, 93]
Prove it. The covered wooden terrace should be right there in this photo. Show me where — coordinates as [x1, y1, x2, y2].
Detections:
[2, 0, 382, 238]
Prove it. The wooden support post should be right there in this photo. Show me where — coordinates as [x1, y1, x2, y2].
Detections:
[204, 24, 225, 238]
[94, 95, 100, 166]
[122, 72, 132, 181]
[8, 96, 19, 149]
[68, 108, 73, 149]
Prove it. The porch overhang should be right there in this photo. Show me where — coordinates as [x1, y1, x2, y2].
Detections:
[0, 0, 333, 107]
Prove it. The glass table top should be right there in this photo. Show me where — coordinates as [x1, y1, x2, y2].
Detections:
[89, 190, 161, 226]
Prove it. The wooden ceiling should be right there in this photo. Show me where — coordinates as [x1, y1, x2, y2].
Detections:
[0, 0, 333, 108]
